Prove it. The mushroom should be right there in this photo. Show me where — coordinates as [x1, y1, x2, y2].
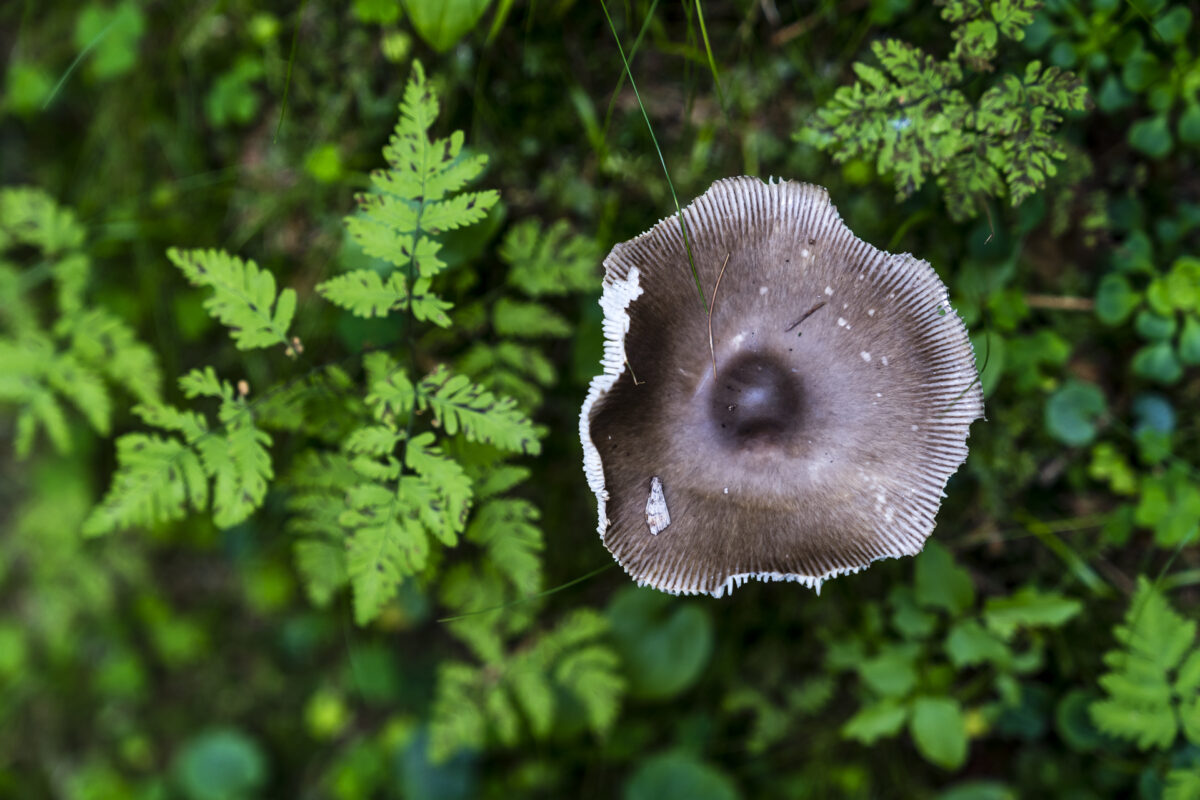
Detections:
[579, 177, 984, 597]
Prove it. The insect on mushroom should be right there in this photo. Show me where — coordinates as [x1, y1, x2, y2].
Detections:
[579, 177, 984, 598]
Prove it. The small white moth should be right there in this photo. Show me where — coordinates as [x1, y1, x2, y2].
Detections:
[645, 476, 671, 535]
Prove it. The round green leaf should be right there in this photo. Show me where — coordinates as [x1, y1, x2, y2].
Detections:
[910, 697, 969, 770]
[1096, 74, 1133, 113]
[624, 753, 740, 800]
[936, 781, 1017, 800]
[1132, 341, 1183, 384]
[1134, 310, 1177, 341]
[606, 587, 713, 700]
[1179, 316, 1200, 365]
[1129, 115, 1173, 159]
[1180, 105, 1200, 146]
[1153, 6, 1192, 44]
[1121, 49, 1161, 92]
[402, 0, 493, 52]
[1094, 273, 1139, 325]
[173, 729, 266, 800]
[1044, 381, 1106, 446]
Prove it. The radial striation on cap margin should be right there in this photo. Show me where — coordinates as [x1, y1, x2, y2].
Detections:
[579, 176, 985, 598]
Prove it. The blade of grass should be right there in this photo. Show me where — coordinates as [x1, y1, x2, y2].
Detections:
[42, 18, 116, 109]
[599, 0, 707, 310]
[436, 563, 616, 622]
[274, 0, 307, 143]
[1016, 510, 1111, 596]
[600, 0, 660, 157]
[693, 0, 727, 113]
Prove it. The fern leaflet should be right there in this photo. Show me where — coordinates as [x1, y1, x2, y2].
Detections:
[1089, 577, 1200, 750]
[168, 248, 297, 354]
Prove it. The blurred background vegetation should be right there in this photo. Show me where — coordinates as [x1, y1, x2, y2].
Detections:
[2, 0, 1200, 798]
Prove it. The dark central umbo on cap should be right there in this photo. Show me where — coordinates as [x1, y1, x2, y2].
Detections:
[579, 177, 984, 598]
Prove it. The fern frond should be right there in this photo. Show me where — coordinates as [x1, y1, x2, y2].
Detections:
[317, 269, 452, 325]
[428, 662, 489, 760]
[342, 486, 428, 625]
[417, 365, 540, 454]
[363, 351, 416, 419]
[0, 336, 100, 454]
[406, 431, 473, 536]
[492, 298, 571, 338]
[84, 434, 208, 535]
[467, 498, 543, 596]
[500, 220, 600, 297]
[0, 186, 86, 254]
[168, 248, 297, 353]
[427, 608, 624, 762]
[294, 540, 349, 607]
[1089, 577, 1200, 750]
[67, 308, 162, 404]
[195, 418, 273, 529]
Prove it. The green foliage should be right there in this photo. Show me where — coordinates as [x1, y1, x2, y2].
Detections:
[804, 3, 1090, 219]
[5, 2, 1200, 798]
[623, 752, 741, 800]
[428, 609, 624, 762]
[835, 544, 1082, 770]
[403, 0, 494, 53]
[168, 248, 297, 353]
[1090, 578, 1200, 751]
[319, 60, 497, 327]
[0, 187, 161, 457]
[86, 368, 272, 533]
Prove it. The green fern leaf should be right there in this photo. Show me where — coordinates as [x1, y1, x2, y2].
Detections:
[0, 186, 85, 254]
[67, 308, 162, 404]
[342, 485, 429, 624]
[133, 402, 208, 441]
[1165, 769, 1200, 800]
[406, 431, 473, 536]
[418, 365, 540, 454]
[1089, 577, 1200, 750]
[500, 219, 600, 297]
[84, 434, 208, 535]
[363, 351, 416, 419]
[0, 337, 92, 454]
[179, 365, 231, 400]
[556, 644, 624, 735]
[317, 269, 407, 317]
[428, 662, 488, 762]
[467, 498, 543, 596]
[492, 298, 571, 338]
[167, 248, 297, 353]
[195, 419, 273, 529]
[294, 540, 349, 607]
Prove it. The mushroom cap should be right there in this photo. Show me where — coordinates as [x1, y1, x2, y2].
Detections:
[579, 177, 984, 598]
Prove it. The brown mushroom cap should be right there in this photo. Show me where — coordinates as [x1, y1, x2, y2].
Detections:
[579, 177, 984, 597]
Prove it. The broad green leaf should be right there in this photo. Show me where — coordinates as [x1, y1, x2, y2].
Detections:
[624, 752, 740, 800]
[172, 729, 266, 800]
[842, 699, 909, 744]
[607, 587, 713, 700]
[402, 0, 493, 53]
[983, 587, 1081, 639]
[910, 697, 969, 770]
[1044, 380, 1105, 445]
[915, 541, 975, 614]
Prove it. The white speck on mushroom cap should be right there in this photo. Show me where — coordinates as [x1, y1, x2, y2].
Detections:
[861, 351, 871, 361]
[581, 176, 984, 598]
[881, 356, 889, 366]
[837, 317, 847, 327]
